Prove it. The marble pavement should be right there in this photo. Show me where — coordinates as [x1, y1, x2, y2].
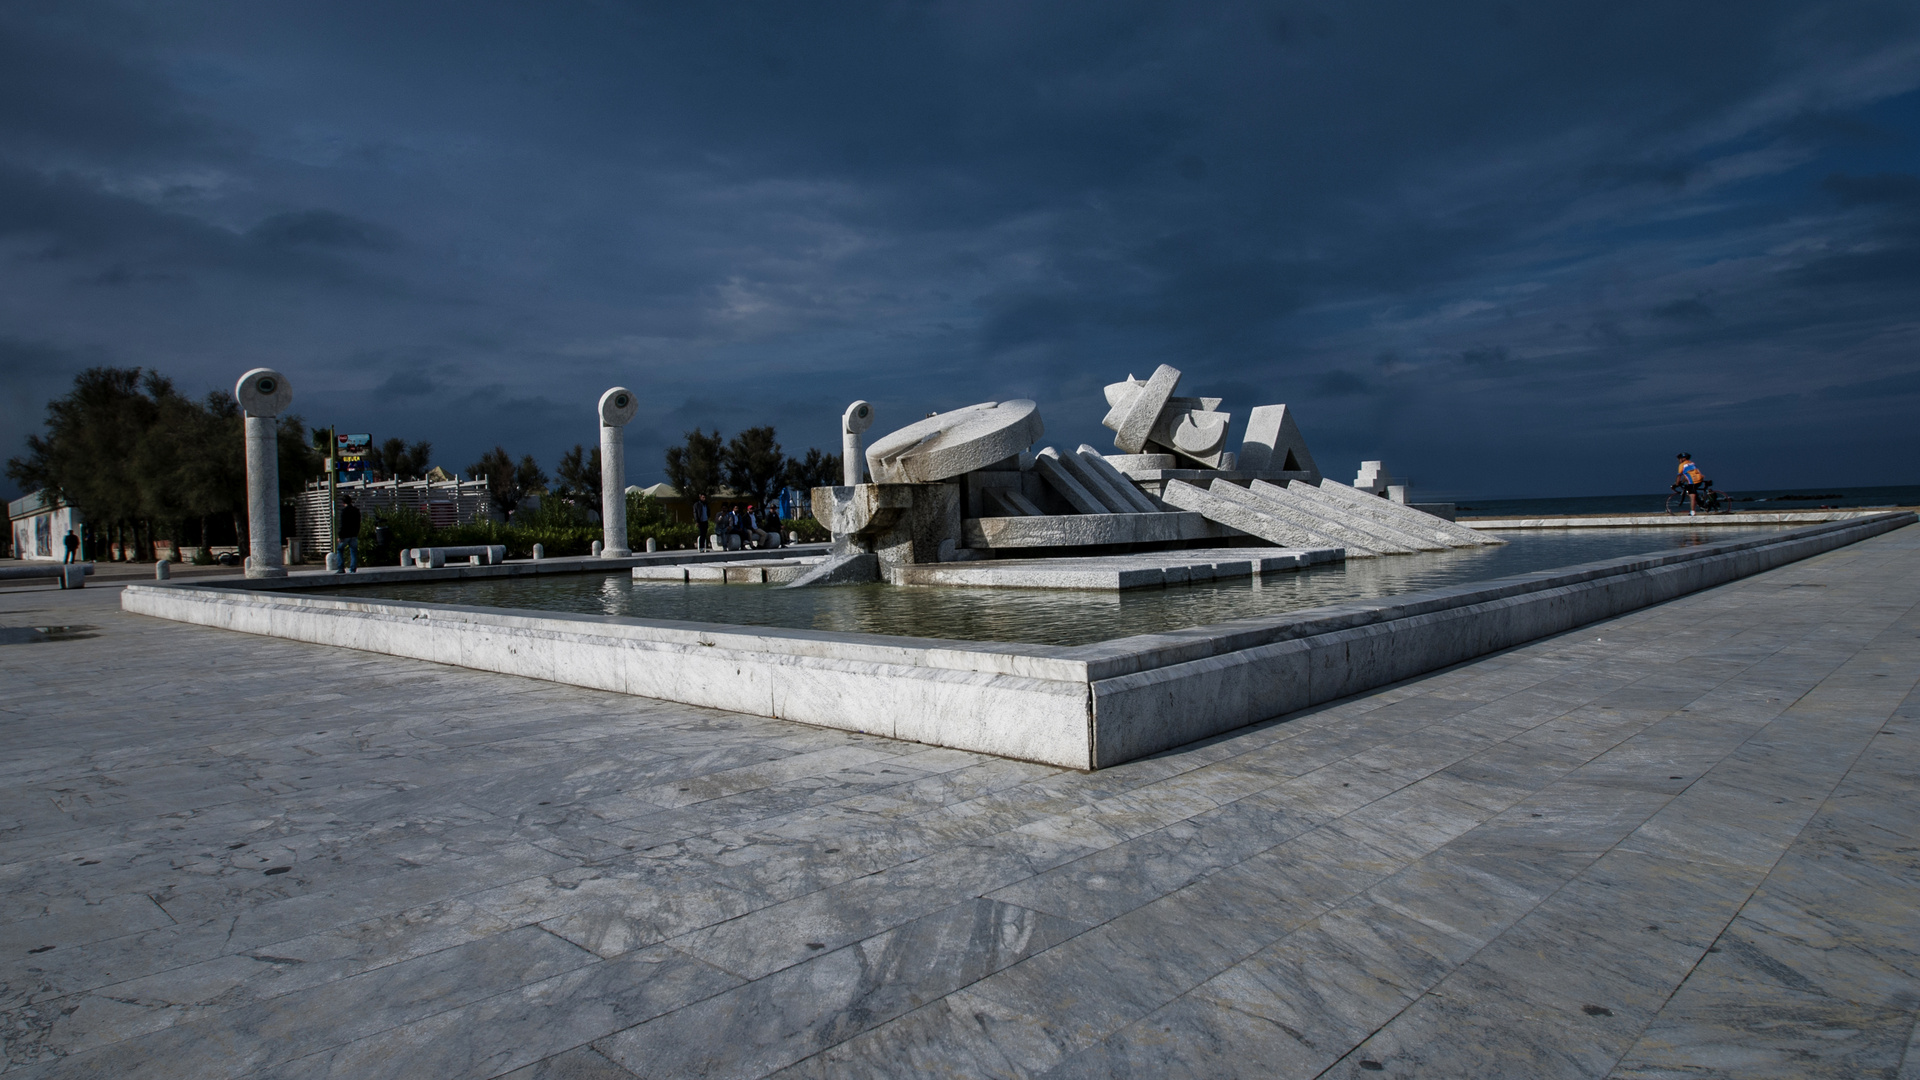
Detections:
[2, 523, 1919, 1077]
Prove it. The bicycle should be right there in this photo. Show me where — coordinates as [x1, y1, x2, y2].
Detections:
[1666, 482, 1726, 516]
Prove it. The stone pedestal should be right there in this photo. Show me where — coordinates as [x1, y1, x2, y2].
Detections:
[814, 483, 964, 567]
[244, 415, 285, 577]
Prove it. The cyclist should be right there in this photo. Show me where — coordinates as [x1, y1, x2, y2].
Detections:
[1674, 452, 1706, 515]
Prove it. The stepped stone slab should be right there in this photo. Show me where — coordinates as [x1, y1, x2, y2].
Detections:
[1317, 478, 1503, 545]
[1209, 479, 1400, 554]
[1251, 480, 1446, 551]
[962, 511, 1231, 550]
[1057, 447, 1140, 514]
[1160, 480, 1360, 553]
[1033, 448, 1115, 515]
[1075, 445, 1160, 514]
[1283, 479, 1467, 549]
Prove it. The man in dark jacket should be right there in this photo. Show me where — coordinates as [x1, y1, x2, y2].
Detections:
[338, 496, 362, 573]
[694, 494, 710, 551]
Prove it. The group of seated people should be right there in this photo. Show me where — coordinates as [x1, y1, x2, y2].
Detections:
[710, 504, 784, 551]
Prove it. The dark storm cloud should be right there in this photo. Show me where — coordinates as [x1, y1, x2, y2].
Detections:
[1649, 298, 1716, 323]
[1823, 171, 1920, 205]
[4, 1, 1920, 500]
[249, 210, 398, 253]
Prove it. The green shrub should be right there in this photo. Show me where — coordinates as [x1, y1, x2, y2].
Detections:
[340, 499, 714, 562]
[786, 516, 830, 543]
[637, 522, 697, 550]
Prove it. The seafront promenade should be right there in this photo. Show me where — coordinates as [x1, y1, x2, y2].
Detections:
[2, 523, 1917, 1078]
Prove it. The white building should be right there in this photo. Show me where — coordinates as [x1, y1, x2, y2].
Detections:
[8, 491, 84, 562]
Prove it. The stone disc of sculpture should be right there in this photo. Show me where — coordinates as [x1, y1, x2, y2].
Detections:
[865, 400, 1044, 484]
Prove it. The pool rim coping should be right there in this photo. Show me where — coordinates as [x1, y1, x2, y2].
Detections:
[121, 513, 1917, 769]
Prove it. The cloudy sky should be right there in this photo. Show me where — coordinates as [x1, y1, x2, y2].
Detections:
[4, 1, 1918, 501]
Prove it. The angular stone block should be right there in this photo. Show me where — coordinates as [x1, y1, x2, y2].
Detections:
[1102, 364, 1181, 453]
[1103, 453, 1176, 473]
[1237, 404, 1321, 481]
[784, 552, 880, 587]
[813, 484, 912, 538]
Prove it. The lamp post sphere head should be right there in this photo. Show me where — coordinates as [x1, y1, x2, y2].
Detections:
[234, 368, 293, 417]
[599, 386, 639, 427]
[843, 400, 874, 436]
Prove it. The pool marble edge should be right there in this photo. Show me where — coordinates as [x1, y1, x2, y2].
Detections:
[122, 513, 1914, 770]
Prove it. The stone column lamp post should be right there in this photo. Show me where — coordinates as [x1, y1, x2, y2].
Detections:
[234, 368, 293, 579]
[599, 386, 638, 557]
[842, 400, 874, 486]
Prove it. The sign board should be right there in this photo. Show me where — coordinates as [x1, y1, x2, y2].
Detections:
[335, 433, 373, 464]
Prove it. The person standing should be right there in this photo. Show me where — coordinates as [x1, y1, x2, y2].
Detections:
[694, 493, 710, 551]
[338, 495, 362, 572]
[62, 529, 78, 564]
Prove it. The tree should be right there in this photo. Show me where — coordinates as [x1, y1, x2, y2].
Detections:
[467, 446, 547, 516]
[663, 429, 724, 499]
[723, 426, 785, 509]
[7, 366, 317, 561]
[554, 443, 601, 510]
[10, 367, 163, 559]
[782, 447, 843, 495]
[376, 437, 433, 480]
[176, 392, 249, 552]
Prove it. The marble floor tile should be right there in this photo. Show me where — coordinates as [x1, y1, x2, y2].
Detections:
[3, 525, 1917, 1076]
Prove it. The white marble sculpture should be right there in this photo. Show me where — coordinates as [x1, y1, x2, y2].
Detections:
[842, 401, 874, 486]
[1354, 460, 1411, 503]
[599, 387, 638, 557]
[1239, 404, 1320, 480]
[865, 400, 1044, 484]
[234, 368, 292, 579]
[1100, 364, 1233, 467]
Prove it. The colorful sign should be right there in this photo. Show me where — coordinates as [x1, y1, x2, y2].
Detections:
[335, 432, 373, 464]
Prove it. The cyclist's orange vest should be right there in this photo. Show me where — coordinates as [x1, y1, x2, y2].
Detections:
[1677, 460, 1703, 485]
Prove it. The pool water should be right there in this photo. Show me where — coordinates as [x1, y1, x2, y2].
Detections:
[328, 527, 1791, 647]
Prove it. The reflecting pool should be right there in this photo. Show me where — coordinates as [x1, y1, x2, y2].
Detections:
[327, 526, 1792, 647]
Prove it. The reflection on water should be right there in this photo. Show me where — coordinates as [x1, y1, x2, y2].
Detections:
[328, 526, 1792, 647]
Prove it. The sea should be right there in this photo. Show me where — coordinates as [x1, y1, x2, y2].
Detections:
[1451, 485, 1920, 519]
